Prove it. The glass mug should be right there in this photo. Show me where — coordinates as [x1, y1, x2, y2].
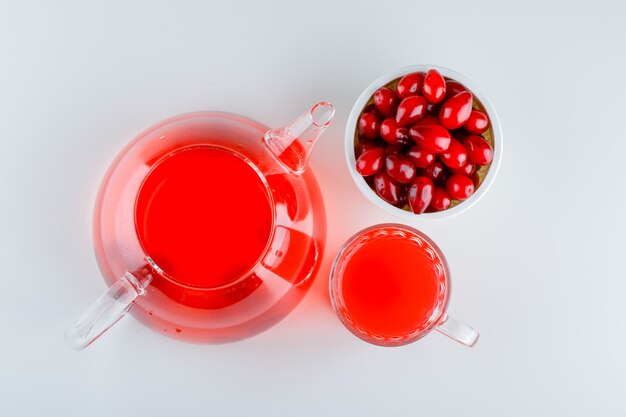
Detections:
[330, 224, 479, 347]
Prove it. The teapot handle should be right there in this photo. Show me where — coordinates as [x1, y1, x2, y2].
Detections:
[65, 272, 147, 350]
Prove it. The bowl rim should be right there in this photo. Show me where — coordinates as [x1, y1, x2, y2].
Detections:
[345, 64, 503, 221]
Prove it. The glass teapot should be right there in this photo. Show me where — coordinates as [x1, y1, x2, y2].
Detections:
[66, 102, 334, 349]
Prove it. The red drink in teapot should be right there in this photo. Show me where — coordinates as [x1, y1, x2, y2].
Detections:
[66, 104, 333, 349]
[135, 145, 275, 289]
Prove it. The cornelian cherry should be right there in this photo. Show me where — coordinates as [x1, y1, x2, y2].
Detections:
[373, 87, 400, 117]
[450, 160, 475, 176]
[440, 138, 468, 169]
[380, 117, 399, 144]
[406, 146, 435, 168]
[439, 91, 473, 130]
[422, 69, 446, 104]
[445, 80, 467, 98]
[396, 96, 427, 127]
[413, 114, 441, 127]
[374, 171, 404, 205]
[380, 117, 410, 145]
[408, 176, 434, 214]
[420, 160, 448, 185]
[356, 147, 385, 176]
[396, 72, 425, 99]
[464, 110, 490, 134]
[358, 112, 381, 140]
[446, 174, 474, 200]
[463, 135, 494, 165]
[408, 125, 451, 153]
[385, 155, 416, 184]
[430, 187, 452, 211]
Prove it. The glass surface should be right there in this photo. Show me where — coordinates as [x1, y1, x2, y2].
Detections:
[330, 223, 478, 347]
[67, 106, 331, 348]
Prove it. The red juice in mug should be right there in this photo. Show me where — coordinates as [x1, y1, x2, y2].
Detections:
[331, 224, 449, 345]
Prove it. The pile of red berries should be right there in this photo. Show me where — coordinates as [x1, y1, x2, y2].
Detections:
[355, 69, 494, 214]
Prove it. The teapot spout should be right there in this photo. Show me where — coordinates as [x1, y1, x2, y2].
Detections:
[263, 102, 335, 175]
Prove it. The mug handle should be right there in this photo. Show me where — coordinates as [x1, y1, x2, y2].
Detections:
[436, 314, 479, 347]
[65, 272, 147, 350]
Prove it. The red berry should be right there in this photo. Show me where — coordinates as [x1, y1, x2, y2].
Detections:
[445, 80, 467, 98]
[408, 176, 434, 214]
[446, 174, 475, 200]
[356, 147, 385, 176]
[463, 135, 494, 165]
[412, 114, 441, 127]
[373, 171, 404, 205]
[439, 91, 473, 130]
[408, 125, 451, 153]
[422, 69, 446, 104]
[450, 161, 475, 176]
[355, 140, 377, 158]
[440, 138, 468, 169]
[406, 146, 435, 168]
[385, 155, 416, 184]
[395, 96, 427, 127]
[430, 187, 452, 211]
[420, 160, 448, 185]
[464, 109, 490, 134]
[380, 117, 399, 144]
[396, 72, 425, 99]
[358, 112, 381, 140]
[373, 87, 400, 117]
[379, 117, 410, 145]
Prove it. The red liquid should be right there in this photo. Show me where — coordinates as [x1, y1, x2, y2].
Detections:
[276, 139, 305, 173]
[95, 112, 327, 343]
[135, 146, 273, 288]
[336, 227, 447, 341]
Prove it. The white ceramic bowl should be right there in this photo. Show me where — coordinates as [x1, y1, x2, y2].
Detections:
[345, 65, 503, 220]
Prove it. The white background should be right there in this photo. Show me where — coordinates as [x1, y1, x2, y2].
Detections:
[1, 1, 625, 415]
